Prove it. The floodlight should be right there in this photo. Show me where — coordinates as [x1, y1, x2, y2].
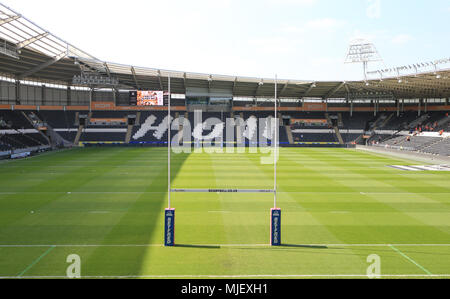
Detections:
[345, 39, 383, 80]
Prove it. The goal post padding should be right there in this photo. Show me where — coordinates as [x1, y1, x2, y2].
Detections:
[164, 208, 175, 247]
[271, 208, 281, 246]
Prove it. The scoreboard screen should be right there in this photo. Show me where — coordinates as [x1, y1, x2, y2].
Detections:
[129, 90, 164, 106]
[137, 91, 164, 106]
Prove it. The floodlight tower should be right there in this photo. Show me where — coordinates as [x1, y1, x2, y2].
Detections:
[345, 39, 383, 81]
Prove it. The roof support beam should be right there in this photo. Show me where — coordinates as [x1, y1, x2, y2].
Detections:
[0, 15, 20, 26]
[302, 82, 316, 97]
[103, 62, 120, 94]
[103, 62, 111, 77]
[208, 75, 212, 93]
[18, 51, 66, 79]
[15, 79, 20, 105]
[131, 66, 140, 89]
[232, 77, 238, 95]
[255, 79, 264, 97]
[16, 32, 49, 50]
[344, 83, 350, 94]
[280, 81, 289, 97]
[323, 82, 346, 99]
[157, 70, 164, 90]
[183, 72, 187, 94]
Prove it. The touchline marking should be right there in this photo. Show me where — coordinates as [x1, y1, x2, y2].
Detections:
[1, 274, 450, 279]
[389, 245, 433, 275]
[1, 244, 450, 248]
[17, 246, 55, 277]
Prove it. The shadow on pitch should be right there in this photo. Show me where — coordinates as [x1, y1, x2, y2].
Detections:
[175, 244, 221, 249]
[236, 244, 336, 253]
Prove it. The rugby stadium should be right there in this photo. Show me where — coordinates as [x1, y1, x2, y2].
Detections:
[0, 2, 449, 282]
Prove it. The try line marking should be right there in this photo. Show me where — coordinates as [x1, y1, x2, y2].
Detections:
[1, 191, 449, 195]
[1, 244, 450, 248]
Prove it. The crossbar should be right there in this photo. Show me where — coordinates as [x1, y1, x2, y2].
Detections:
[171, 189, 275, 193]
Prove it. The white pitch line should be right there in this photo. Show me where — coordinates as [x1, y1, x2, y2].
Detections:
[1, 244, 450, 248]
[1, 274, 450, 279]
[0, 191, 449, 195]
[1, 191, 449, 194]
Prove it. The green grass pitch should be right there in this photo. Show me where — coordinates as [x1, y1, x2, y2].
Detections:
[0, 147, 449, 278]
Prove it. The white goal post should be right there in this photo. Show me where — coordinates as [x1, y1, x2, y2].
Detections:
[164, 75, 280, 246]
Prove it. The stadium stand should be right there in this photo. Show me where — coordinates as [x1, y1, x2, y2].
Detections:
[1, 107, 447, 151]
[21, 109, 448, 150]
[0, 111, 33, 129]
[0, 4, 448, 158]
[421, 138, 450, 156]
[0, 138, 11, 151]
[293, 132, 337, 143]
[79, 111, 130, 143]
[0, 111, 50, 150]
[0, 132, 49, 149]
[38, 110, 76, 130]
[130, 111, 174, 144]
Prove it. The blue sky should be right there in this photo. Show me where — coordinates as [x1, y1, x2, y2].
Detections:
[2, 0, 449, 81]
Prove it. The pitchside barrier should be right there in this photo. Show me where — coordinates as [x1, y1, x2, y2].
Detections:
[163, 76, 281, 247]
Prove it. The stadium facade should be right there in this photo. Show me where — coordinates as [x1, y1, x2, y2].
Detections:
[0, 3, 449, 158]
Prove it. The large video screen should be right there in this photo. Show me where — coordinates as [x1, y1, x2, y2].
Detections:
[137, 91, 164, 106]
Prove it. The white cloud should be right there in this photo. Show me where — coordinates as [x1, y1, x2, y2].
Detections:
[202, 0, 233, 9]
[306, 18, 346, 31]
[267, 0, 317, 5]
[283, 18, 346, 34]
[391, 34, 414, 45]
[248, 37, 300, 55]
[347, 29, 388, 44]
